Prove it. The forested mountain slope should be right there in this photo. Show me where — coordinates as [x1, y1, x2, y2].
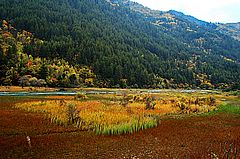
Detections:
[111, 0, 240, 60]
[216, 22, 240, 41]
[0, 0, 239, 88]
[0, 20, 96, 87]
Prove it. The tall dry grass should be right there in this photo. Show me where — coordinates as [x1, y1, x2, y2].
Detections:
[14, 93, 219, 135]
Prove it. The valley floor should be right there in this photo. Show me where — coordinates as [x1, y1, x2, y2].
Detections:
[0, 96, 240, 158]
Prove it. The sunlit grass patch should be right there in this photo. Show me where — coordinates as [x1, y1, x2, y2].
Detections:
[79, 109, 158, 135]
[14, 100, 159, 135]
[216, 103, 240, 114]
[95, 116, 158, 135]
[14, 92, 224, 135]
[73, 101, 159, 135]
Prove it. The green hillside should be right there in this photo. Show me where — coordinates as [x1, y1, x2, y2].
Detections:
[0, 0, 239, 88]
[217, 22, 240, 41]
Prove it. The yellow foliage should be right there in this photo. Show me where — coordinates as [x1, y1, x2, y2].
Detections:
[14, 92, 221, 135]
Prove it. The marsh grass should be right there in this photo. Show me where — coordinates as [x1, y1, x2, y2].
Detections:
[15, 100, 159, 135]
[215, 103, 240, 115]
[14, 93, 223, 135]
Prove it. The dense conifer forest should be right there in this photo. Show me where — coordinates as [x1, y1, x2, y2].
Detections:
[0, 0, 239, 89]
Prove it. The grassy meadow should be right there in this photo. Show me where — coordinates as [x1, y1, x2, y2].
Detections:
[13, 90, 233, 135]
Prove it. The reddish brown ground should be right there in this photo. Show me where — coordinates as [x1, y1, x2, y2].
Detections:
[0, 97, 240, 159]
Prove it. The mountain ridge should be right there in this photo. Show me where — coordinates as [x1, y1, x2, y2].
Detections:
[108, 0, 240, 60]
[108, 0, 239, 41]
[0, 0, 239, 88]
[217, 22, 240, 41]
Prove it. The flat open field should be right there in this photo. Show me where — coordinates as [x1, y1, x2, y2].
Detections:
[0, 89, 240, 158]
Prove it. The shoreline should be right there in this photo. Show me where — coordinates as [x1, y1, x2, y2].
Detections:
[0, 86, 137, 93]
[0, 86, 59, 92]
[0, 86, 218, 93]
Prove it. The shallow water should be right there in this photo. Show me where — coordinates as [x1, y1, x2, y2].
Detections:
[0, 89, 210, 96]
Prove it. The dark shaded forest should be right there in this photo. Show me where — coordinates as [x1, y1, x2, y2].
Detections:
[0, 0, 239, 89]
